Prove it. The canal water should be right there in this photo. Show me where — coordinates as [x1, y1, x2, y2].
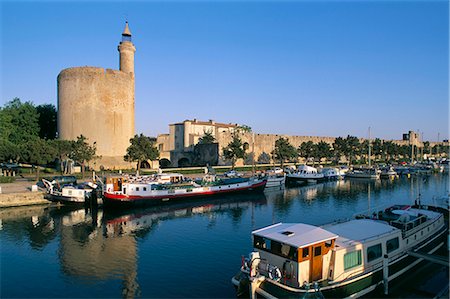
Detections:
[1, 174, 448, 298]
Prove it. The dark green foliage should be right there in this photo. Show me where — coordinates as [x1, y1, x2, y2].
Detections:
[332, 137, 347, 163]
[0, 176, 15, 183]
[124, 134, 159, 173]
[69, 135, 96, 179]
[0, 140, 20, 162]
[22, 137, 56, 181]
[345, 135, 360, 164]
[272, 137, 297, 168]
[257, 152, 271, 164]
[298, 141, 315, 162]
[316, 141, 332, 163]
[1, 98, 40, 144]
[198, 130, 216, 144]
[222, 134, 245, 169]
[36, 104, 57, 140]
[51, 139, 75, 174]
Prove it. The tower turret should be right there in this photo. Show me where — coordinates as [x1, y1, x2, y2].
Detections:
[118, 21, 136, 74]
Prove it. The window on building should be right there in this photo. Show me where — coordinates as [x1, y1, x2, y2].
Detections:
[344, 250, 362, 270]
[367, 243, 382, 262]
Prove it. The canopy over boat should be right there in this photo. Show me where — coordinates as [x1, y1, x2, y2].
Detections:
[253, 223, 338, 249]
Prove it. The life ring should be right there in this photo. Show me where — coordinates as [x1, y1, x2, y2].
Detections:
[268, 266, 282, 281]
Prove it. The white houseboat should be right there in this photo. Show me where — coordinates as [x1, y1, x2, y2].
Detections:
[232, 204, 447, 298]
[286, 165, 325, 185]
[103, 173, 267, 206]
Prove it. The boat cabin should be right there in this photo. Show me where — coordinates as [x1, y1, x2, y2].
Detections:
[252, 223, 338, 287]
[297, 165, 318, 174]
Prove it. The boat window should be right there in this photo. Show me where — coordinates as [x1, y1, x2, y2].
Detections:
[302, 248, 309, 259]
[136, 187, 140, 191]
[386, 237, 399, 253]
[314, 246, 322, 257]
[344, 250, 362, 270]
[143, 187, 147, 191]
[367, 244, 382, 262]
[253, 235, 297, 260]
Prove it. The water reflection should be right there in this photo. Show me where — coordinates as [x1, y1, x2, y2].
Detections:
[0, 194, 267, 298]
[1, 173, 446, 298]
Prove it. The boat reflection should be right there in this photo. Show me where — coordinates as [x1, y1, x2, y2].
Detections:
[1, 194, 267, 298]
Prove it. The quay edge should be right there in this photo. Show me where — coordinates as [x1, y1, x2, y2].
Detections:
[0, 192, 51, 208]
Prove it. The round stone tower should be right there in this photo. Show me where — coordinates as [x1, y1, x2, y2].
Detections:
[57, 22, 136, 169]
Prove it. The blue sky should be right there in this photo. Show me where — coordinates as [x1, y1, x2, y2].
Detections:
[1, 0, 448, 141]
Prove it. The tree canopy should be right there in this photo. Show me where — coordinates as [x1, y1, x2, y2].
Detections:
[198, 130, 216, 144]
[70, 135, 96, 178]
[272, 137, 297, 168]
[124, 134, 159, 173]
[222, 133, 246, 169]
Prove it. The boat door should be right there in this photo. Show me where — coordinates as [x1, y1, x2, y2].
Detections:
[310, 244, 323, 281]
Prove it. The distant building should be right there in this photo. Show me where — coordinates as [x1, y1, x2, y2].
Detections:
[157, 119, 238, 167]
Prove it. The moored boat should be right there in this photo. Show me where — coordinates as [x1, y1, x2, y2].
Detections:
[320, 167, 339, 181]
[345, 168, 380, 180]
[265, 174, 286, 189]
[42, 179, 99, 205]
[265, 168, 286, 189]
[380, 167, 398, 179]
[286, 165, 325, 185]
[232, 204, 447, 298]
[103, 173, 267, 207]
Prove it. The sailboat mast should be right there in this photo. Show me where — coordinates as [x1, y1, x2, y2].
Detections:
[368, 127, 371, 168]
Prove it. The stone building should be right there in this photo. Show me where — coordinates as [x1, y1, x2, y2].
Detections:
[156, 119, 238, 167]
[156, 121, 449, 168]
[57, 22, 136, 170]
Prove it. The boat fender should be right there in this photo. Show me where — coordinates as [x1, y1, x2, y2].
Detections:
[268, 266, 282, 281]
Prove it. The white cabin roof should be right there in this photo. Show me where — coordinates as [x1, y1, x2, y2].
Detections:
[324, 219, 398, 247]
[253, 223, 338, 249]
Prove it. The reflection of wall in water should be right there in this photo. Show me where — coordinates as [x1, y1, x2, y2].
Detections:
[59, 210, 139, 298]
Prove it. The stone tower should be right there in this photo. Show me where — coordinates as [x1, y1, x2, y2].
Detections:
[57, 22, 136, 169]
[118, 22, 136, 74]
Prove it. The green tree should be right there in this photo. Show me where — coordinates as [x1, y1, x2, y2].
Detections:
[70, 135, 97, 179]
[222, 133, 245, 169]
[372, 138, 383, 161]
[2, 98, 39, 144]
[0, 108, 14, 142]
[51, 139, 75, 174]
[298, 141, 315, 163]
[124, 134, 159, 174]
[332, 137, 347, 164]
[36, 104, 57, 140]
[316, 141, 332, 164]
[198, 130, 216, 144]
[257, 152, 271, 164]
[237, 124, 252, 133]
[345, 135, 360, 165]
[0, 139, 20, 162]
[272, 137, 297, 168]
[359, 140, 370, 164]
[23, 137, 56, 181]
[422, 141, 431, 155]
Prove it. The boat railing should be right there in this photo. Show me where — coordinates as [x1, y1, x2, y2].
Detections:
[390, 214, 429, 236]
